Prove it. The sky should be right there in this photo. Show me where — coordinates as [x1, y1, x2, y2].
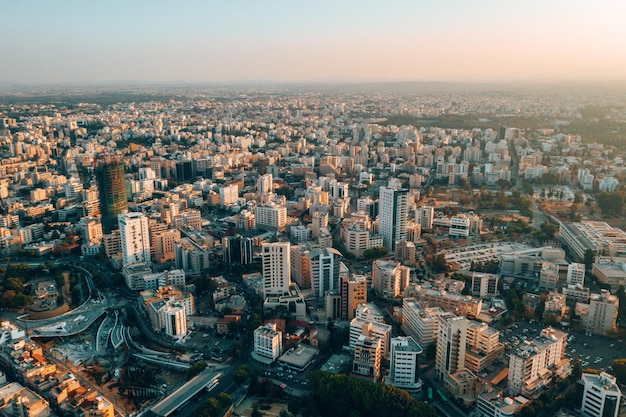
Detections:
[2, 0, 626, 84]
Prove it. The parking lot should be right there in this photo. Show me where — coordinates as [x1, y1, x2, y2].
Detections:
[499, 320, 624, 373]
[263, 362, 309, 389]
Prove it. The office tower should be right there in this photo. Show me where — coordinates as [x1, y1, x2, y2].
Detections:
[371, 259, 410, 299]
[378, 186, 408, 252]
[578, 372, 622, 417]
[567, 262, 586, 286]
[118, 211, 151, 268]
[95, 156, 128, 233]
[262, 242, 291, 298]
[435, 313, 469, 380]
[389, 336, 423, 394]
[253, 323, 283, 363]
[173, 209, 202, 230]
[416, 205, 435, 230]
[308, 247, 342, 298]
[341, 275, 367, 320]
[164, 303, 187, 339]
[352, 335, 382, 381]
[223, 235, 253, 264]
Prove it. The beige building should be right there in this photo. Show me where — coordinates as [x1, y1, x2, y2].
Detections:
[464, 321, 504, 373]
[372, 259, 410, 299]
[352, 335, 382, 382]
[581, 290, 619, 335]
[341, 275, 367, 320]
[410, 286, 482, 319]
[539, 261, 559, 291]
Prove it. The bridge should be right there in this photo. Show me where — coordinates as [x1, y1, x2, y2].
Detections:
[146, 370, 222, 417]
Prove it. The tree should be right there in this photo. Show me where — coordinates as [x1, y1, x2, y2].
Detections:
[583, 249, 595, 270]
[363, 246, 388, 260]
[186, 361, 207, 379]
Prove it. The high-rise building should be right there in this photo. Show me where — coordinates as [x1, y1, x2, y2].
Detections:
[578, 372, 622, 417]
[223, 235, 253, 264]
[378, 186, 408, 252]
[290, 245, 311, 289]
[95, 156, 128, 233]
[262, 242, 291, 298]
[308, 247, 342, 298]
[118, 211, 151, 268]
[341, 275, 367, 320]
[352, 335, 382, 382]
[435, 313, 469, 380]
[349, 304, 392, 357]
[388, 336, 423, 394]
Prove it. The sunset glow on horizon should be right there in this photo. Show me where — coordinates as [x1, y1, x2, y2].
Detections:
[2, 0, 626, 84]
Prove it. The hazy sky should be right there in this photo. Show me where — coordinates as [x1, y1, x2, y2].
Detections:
[2, 0, 625, 84]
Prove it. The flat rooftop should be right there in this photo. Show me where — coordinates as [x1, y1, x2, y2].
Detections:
[278, 344, 318, 370]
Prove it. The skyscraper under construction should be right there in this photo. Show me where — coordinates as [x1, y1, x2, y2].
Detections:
[95, 155, 128, 233]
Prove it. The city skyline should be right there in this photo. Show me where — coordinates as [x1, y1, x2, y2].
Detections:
[3, 0, 626, 85]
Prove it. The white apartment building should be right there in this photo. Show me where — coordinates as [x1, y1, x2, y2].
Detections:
[471, 273, 499, 298]
[402, 298, 445, 348]
[255, 203, 287, 232]
[449, 215, 471, 237]
[507, 327, 569, 396]
[262, 242, 291, 298]
[253, 323, 282, 364]
[219, 184, 239, 206]
[118, 211, 151, 268]
[567, 262, 586, 286]
[579, 372, 622, 417]
[388, 336, 423, 394]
